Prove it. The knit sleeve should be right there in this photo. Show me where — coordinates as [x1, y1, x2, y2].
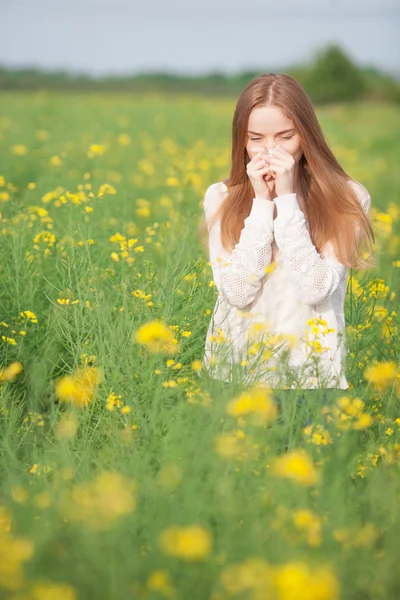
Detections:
[203, 182, 275, 309]
[273, 181, 372, 306]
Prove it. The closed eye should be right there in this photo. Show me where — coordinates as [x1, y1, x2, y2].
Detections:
[250, 135, 293, 141]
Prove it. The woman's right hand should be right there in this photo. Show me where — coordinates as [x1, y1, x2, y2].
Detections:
[246, 151, 276, 200]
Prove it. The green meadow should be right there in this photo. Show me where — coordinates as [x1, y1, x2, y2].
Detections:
[0, 92, 399, 599]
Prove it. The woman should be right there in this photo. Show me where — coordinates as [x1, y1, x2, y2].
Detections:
[198, 73, 375, 408]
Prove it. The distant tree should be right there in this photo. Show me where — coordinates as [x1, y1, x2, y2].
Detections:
[305, 43, 367, 103]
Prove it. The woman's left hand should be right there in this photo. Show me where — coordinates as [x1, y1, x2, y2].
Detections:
[268, 145, 295, 197]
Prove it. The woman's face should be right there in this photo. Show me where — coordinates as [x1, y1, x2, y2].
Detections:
[245, 105, 303, 164]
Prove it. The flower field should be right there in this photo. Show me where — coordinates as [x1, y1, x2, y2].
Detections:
[0, 92, 399, 599]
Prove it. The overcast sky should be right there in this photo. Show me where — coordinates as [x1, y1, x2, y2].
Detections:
[2, 0, 399, 77]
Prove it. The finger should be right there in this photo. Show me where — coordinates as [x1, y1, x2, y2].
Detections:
[253, 154, 269, 163]
[268, 158, 285, 168]
[254, 166, 271, 178]
[254, 158, 270, 168]
[247, 166, 270, 179]
[249, 160, 270, 171]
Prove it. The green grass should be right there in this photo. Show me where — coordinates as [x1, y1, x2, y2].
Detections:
[0, 92, 399, 600]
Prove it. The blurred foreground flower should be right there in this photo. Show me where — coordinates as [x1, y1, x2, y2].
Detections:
[54, 366, 102, 408]
[0, 505, 34, 591]
[226, 386, 278, 425]
[87, 143, 106, 158]
[147, 569, 176, 599]
[363, 361, 398, 392]
[213, 431, 259, 461]
[134, 320, 179, 355]
[158, 525, 212, 561]
[218, 557, 339, 599]
[0, 362, 23, 382]
[58, 471, 137, 531]
[274, 561, 340, 600]
[271, 449, 319, 486]
[28, 581, 76, 600]
[57, 412, 79, 439]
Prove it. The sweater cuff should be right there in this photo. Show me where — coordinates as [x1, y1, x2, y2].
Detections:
[274, 193, 301, 219]
[249, 197, 275, 221]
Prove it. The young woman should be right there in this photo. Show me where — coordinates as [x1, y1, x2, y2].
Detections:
[198, 73, 375, 397]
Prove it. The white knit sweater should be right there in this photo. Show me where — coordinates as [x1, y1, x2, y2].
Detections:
[201, 180, 371, 390]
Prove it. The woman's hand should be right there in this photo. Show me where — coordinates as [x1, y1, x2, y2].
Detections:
[246, 151, 276, 200]
[268, 145, 295, 197]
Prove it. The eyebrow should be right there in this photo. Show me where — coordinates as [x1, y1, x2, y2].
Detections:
[247, 128, 295, 135]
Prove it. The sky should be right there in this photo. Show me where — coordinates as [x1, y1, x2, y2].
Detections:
[1, 0, 399, 78]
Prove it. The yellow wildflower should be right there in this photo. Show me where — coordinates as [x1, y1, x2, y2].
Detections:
[54, 366, 102, 408]
[0, 362, 23, 382]
[271, 449, 319, 486]
[364, 361, 397, 392]
[226, 386, 278, 425]
[134, 320, 179, 355]
[158, 525, 212, 561]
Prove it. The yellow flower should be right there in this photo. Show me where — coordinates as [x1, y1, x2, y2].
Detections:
[352, 413, 374, 430]
[28, 581, 77, 600]
[374, 212, 392, 234]
[11, 144, 28, 155]
[364, 361, 398, 392]
[0, 526, 34, 591]
[49, 155, 62, 166]
[58, 471, 136, 531]
[191, 360, 202, 371]
[271, 449, 319, 486]
[54, 366, 102, 408]
[11, 486, 28, 504]
[36, 129, 49, 141]
[134, 320, 179, 355]
[158, 525, 212, 561]
[147, 570, 175, 597]
[265, 261, 277, 274]
[213, 433, 242, 459]
[274, 561, 340, 600]
[1, 335, 17, 345]
[98, 183, 116, 196]
[0, 362, 23, 382]
[292, 509, 322, 546]
[138, 159, 154, 175]
[20, 310, 38, 324]
[106, 391, 123, 411]
[219, 557, 274, 595]
[88, 144, 106, 158]
[0, 505, 12, 532]
[166, 177, 179, 187]
[226, 386, 278, 425]
[118, 133, 131, 146]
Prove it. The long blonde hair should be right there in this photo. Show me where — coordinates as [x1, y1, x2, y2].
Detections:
[199, 73, 375, 269]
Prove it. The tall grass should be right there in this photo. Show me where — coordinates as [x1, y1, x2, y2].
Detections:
[0, 92, 399, 599]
